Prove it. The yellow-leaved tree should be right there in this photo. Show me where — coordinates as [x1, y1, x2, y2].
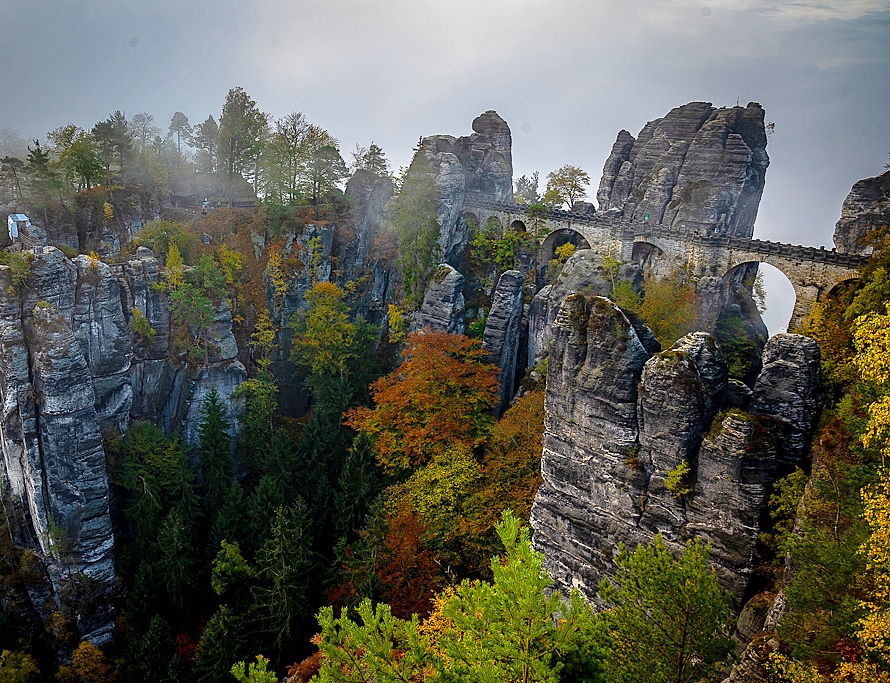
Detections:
[854, 303, 890, 466]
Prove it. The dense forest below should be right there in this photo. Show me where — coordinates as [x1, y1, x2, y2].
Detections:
[0, 90, 889, 682]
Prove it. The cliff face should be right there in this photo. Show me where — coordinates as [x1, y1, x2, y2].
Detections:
[597, 101, 769, 237]
[0, 246, 244, 642]
[832, 170, 890, 255]
[529, 295, 821, 605]
[412, 110, 514, 264]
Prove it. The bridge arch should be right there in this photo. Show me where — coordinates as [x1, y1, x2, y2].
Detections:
[631, 237, 673, 277]
[825, 274, 861, 301]
[724, 261, 795, 334]
[510, 219, 527, 234]
[541, 227, 591, 264]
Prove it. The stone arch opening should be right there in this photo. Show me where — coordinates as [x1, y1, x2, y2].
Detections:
[464, 211, 480, 229]
[724, 261, 795, 335]
[510, 219, 527, 234]
[826, 275, 861, 302]
[541, 228, 591, 264]
[632, 240, 667, 272]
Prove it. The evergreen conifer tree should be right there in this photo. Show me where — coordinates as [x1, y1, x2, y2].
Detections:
[197, 386, 234, 516]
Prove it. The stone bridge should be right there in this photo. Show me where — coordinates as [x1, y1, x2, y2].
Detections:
[463, 196, 867, 330]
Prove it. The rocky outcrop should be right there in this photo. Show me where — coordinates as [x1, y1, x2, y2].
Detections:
[72, 256, 133, 435]
[750, 334, 823, 465]
[342, 169, 395, 296]
[526, 250, 642, 366]
[481, 270, 524, 415]
[530, 294, 822, 607]
[414, 264, 466, 334]
[0, 245, 245, 642]
[596, 102, 769, 237]
[832, 170, 890, 255]
[531, 296, 652, 598]
[411, 111, 513, 263]
[0, 263, 116, 642]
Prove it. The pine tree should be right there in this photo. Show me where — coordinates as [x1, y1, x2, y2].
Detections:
[251, 502, 317, 661]
[194, 605, 248, 683]
[197, 386, 233, 516]
[595, 534, 734, 683]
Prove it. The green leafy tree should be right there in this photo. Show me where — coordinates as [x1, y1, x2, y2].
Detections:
[25, 140, 62, 223]
[261, 111, 310, 203]
[194, 605, 248, 683]
[333, 433, 381, 542]
[48, 124, 103, 191]
[1, 155, 25, 200]
[168, 111, 192, 162]
[595, 534, 734, 683]
[350, 142, 390, 177]
[308, 142, 348, 218]
[514, 171, 540, 204]
[290, 281, 379, 411]
[233, 366, 278, 451]
[0, 650, 39, 682]
[191, 252, 227, 300]
[619, 271, 701, 347]
[155, 506, 198, 611]
[544, 164, 590, 210]
[93, 111, 132, 181]
[137, 218, 195, 264]
[231, 655, 277, 683]
[211, 540, 255, 598]
[169, 282, 215, 364]
[314, 511, 602, 682]
[129, 112, 160, 157]
[114, 421, 197, 558]
[218, 87, 267, 189]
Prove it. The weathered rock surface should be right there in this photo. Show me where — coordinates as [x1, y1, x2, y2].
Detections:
[750, 333, 823, 465]
[481, 270, 524, 415]
[526, 250, 641, 366]
[342, 169, 395, 303]
[596, 102, 769, 237]
[0, 245, 245, 642]
[414, 264, 466, 334]
[0, 264, 116, 642]
[530, 294, 823, 608]
[832, 170, 890, 255]
[531, 296, 652, 599]
[412, 110, 513, 263]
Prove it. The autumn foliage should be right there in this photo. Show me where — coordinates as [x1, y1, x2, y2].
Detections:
[345, 331, 500, 472]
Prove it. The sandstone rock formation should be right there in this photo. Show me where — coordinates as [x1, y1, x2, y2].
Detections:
[481, 270, 524, 415]
[596, 101, 769, 237]
[750, 333, 823, 464]
[342, 169, 395, 307]
[832, 170, 890, 255]
[412, 111, 513, 263]
[413, 264, 466, 334]
[527, 250, 646, 367]
[0, 245, 245, 642]
[530, 293, 822, 607]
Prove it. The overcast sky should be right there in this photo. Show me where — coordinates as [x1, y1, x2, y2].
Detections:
[2, 0, 888, 332]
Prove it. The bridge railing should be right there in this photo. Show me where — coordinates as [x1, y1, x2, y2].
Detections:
[462, 197, 869, 269]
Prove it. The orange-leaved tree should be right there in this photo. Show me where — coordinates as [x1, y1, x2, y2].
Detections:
[345, 330, 499, 473]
